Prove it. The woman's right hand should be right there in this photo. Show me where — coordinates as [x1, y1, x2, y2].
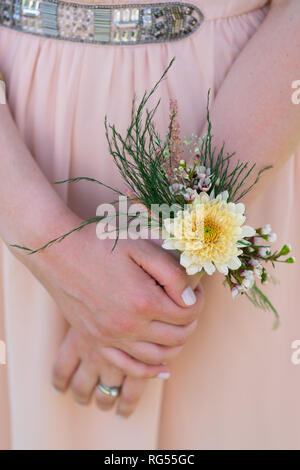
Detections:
[17, 212, 204, 378]
[53, 326, 148, 418]
[1, 92, 203, 380]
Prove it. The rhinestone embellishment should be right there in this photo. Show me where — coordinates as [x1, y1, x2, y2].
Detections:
[0, 0, 204, 45]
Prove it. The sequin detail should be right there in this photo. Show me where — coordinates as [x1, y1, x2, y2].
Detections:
[0, 0, 204, 45]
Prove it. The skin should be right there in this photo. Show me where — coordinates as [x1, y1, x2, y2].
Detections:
[0, 86, 204, 414]
[205, 0, 300, 208]
[1, 0, 300, 418]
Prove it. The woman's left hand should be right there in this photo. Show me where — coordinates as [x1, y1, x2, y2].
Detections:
[52, 327, 147, 418]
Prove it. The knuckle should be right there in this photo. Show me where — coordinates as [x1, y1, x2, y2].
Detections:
[132, 363, 152, 379]
[135, 345, 164, 365]
[132, 294, 152, 313]
[96, 323, 111, 340]
[95, 391, 114, 408]
[52, 361, 68, 386]
[184, 310, 198, 324]
[148, 347, 166, 365]
[168, 270, 183, 287]
[71, 382, 86, 400]
[171, 264, 186, 282]
[87, 351, 100, 368]
[172, 332, 188, 347]
[113, 316, 137, 335]
[137, 353, 161, 366]
[123, 392, 139, 407]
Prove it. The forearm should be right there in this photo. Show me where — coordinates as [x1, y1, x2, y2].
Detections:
[206, 0, 300, 203]
[0, 100, 78, 264]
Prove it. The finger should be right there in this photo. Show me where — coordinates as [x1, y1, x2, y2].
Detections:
[71, 361, 98, 405]
[52, 331, 80, 392]
[116, 376, 147, 419]
[95, 363, 125, 412]
[100, 347, 171, 379]
[121, 341, 184, 366]
[130, 241, 202, 308]
[149, 281, 204, 326]
[147, 319, 199, 347]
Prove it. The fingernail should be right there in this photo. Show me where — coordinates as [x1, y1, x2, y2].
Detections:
[181, 286, 196, 306]
[156, 372, 171, 380]
[53, 387, 62, 396]
[116, 414, 126, 420]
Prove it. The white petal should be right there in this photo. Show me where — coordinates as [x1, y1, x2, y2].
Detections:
[162, 239, 175, 250]
[216, 264, 229, 275]
[186, 265, 201, 275]
[241, 225, 256, 238]
[227, 257, 242, 270]
[163, 218, 174, 235]
[199, 192, 210, 203]
[227, 202, 236, 212]
[221, 191, 229, 201]
[204, 263, 216, 275]
[180, 253, 193, 268]
[235, 203, 245, 214]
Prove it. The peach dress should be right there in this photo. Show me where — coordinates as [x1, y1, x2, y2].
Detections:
[1, 0, 300, 450]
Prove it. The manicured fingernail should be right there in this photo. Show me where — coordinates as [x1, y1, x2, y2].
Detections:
[116, 414, 126, 420]
[181, 286, 196, 306]
[156, 372, 171, 380]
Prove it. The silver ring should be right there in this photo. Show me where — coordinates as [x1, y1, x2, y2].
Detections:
[98, 382, 121, 398]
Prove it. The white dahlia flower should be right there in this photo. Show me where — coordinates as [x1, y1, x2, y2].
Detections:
[162, 191, 256, 276]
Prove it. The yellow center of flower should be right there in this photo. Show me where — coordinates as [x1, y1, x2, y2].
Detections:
[204, 216, 221, 244]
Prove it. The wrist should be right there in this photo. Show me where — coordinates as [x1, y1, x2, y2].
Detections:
[6, 194, 82, 274]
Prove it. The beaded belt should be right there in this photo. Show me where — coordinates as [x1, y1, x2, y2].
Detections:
[0, 0, 204, 45]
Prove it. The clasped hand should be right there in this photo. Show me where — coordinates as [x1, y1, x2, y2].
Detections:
[29, 221, 204, 417]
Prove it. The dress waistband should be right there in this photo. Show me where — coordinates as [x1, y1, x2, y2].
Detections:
[0, 0, 205, 45]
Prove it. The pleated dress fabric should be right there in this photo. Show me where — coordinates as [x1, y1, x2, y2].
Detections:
[1, 0, 300, 450]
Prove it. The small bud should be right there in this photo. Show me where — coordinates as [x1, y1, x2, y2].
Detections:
[242, 278, 254, 290]
[258, 247, 271, 258]
[279, 244, 292, 256]
[183, 188, 197, 202]
[248, 258, 259, 267]
[285, 257, 295, 264]
[268, 233, 277, 243]
[241, 270, 254, 279]
[261, 224, 272, 235]
[254, 265, 263, 280]
[231, 286, 240, 298]
[262, 272, 271, 284]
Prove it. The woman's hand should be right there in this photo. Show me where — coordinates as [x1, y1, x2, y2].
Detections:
[52, 327, 148, 418]
[26, 216, 203, 378]
[0, 90, 203, 379]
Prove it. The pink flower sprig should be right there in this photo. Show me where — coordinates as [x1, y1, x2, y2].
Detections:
[163, 99, 184, 183]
